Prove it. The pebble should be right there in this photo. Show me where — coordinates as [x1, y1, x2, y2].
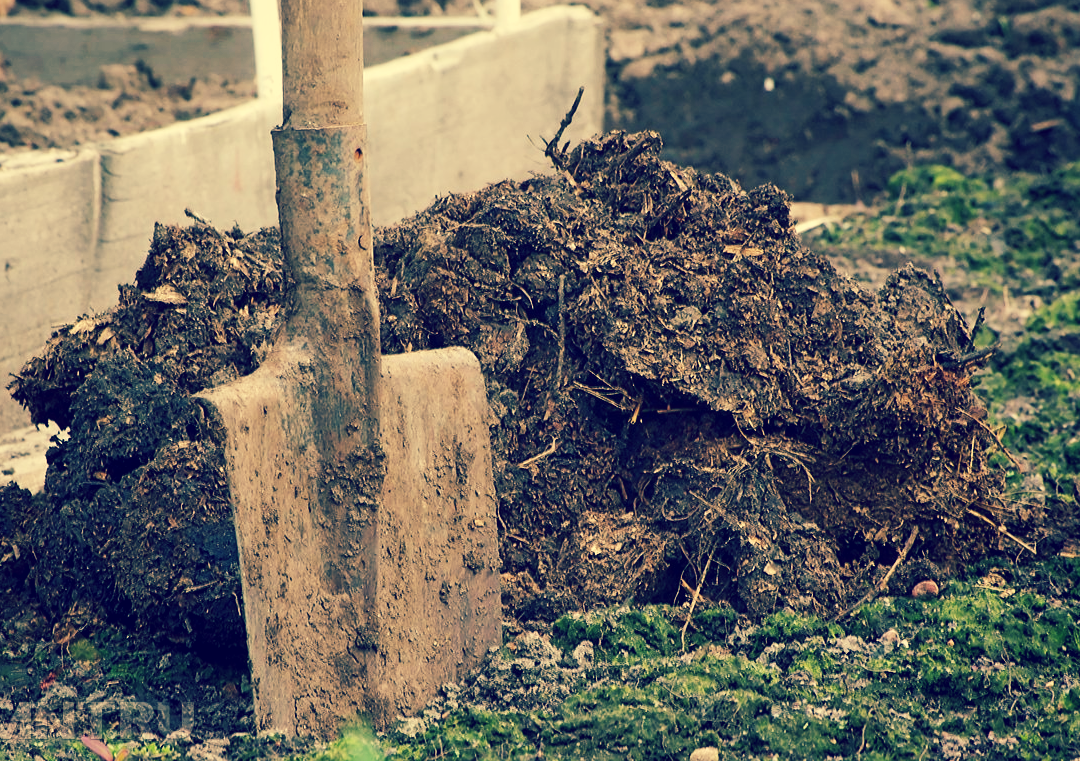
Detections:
[911, 580, 940, 598]
[879, 628, 901, 653]
[879, 628, 900, 645]
[689, 747, 719, 761]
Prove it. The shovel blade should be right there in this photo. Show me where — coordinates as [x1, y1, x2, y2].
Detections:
[199, 346, 499, 738]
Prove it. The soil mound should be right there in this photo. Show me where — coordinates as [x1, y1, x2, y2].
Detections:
[4, 130, 1031, 648]
[8, 221, 284, 652]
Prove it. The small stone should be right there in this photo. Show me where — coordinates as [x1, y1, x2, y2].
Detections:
[879, 628, 901, 652]
[911, 580, 940, 598]
[397, 716, 426, 738]
[879, 628, 900, 645]
[689, 747, 719, 761]
[572, 640, 594, 668]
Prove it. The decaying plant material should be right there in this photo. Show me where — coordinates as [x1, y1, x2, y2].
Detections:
[4, 130, 1034, 648]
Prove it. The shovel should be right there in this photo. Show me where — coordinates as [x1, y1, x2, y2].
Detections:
[198, 0, 500, 738]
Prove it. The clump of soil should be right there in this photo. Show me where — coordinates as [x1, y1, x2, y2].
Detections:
[0, 58, 255, 157]
[8, 220, 284, 653]
[4, 130, 1029, 650]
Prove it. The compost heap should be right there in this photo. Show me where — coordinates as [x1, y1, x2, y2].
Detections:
[5, 130, 1032, 651]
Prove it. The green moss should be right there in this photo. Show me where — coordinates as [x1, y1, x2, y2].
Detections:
[551, 605, 687, 659]
[390, 708, 531, 761]
[748, 609, 843, 658]
[975, 345, 1080, 483]
[752, 711, 847, 756]
[816, 161, 1080, 293]
[789, 649, 837, 682]
[67, 638, 100, 663]
[1027, 291, 1080, 332]
[404, 569, 1080, 759]
[688, 604, 739, 642]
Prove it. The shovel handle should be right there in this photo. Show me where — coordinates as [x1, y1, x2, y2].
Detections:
[273, 0, 380, 402]
[279, 0, 364, 129]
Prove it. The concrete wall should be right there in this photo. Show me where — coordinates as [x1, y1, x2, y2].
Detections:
[0, 16, 473, 85]
[0, 5, 605, 434]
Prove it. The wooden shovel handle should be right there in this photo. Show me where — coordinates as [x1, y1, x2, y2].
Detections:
[272, 0, 379, 373]
[280, 0, 364, 129]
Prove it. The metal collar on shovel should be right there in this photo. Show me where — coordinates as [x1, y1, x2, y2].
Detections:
[199, 0, 500, 739]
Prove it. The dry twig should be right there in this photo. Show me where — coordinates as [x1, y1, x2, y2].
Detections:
[517, 437, 560, 468]
[555, 274, 566, 390]
[834, 525, 919, 621]
[960, 408, 1024, 470]
[544, 86, 585, 172]
[681, 549, 713, 651]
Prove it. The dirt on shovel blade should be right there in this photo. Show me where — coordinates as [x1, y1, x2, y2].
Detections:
[4, 129, 1036, 650]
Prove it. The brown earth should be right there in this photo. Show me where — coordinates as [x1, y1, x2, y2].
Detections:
[0, 58, 255, 157]
[3, 0, 1079, 201]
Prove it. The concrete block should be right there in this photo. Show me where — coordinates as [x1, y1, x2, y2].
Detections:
[366, 5, 605, 224]
[0, 149, 100, 432]
[90, 98, 279, 308]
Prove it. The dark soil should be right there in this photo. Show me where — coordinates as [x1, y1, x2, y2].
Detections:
[4, 0, 1080, 202]
[591, 0, 1080, 203]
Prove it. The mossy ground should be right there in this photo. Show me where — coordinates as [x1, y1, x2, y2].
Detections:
[9, 557, 1080, 761]
[350, 556, 1077, 761]
[813, 162, 1080, 296]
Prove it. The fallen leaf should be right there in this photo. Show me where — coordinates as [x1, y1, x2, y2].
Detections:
[80, 736, 114, 761]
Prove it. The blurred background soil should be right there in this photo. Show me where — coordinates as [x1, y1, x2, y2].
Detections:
[3, 0, 1079, 204]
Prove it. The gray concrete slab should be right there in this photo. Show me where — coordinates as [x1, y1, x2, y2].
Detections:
[0, 150, 100, 432]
